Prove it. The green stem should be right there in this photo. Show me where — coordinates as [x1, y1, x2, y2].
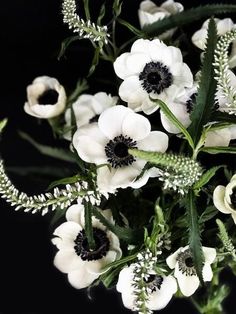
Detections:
[84, 201, 96, 250]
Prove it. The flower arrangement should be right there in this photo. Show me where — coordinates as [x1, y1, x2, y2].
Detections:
[1, 0, 236, 313]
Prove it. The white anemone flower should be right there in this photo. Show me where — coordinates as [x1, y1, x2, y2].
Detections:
[113, 39, 193, 115]
[52, 203, 122, 289]
[24, 76, 66, 119]
[192, 18, 236, 68]
[73, 105, 169, 193]
[117, 264, 177, 311]
[166, 246, 216, 297]
[213, 174, 236, 223]
[138, 0, 184, 40]
[64, 92, 118, 140]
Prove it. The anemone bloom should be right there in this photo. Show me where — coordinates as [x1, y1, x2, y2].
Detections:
[166, 246, 216, 297]
[113, 38, 193, 115]
[24, 76, 66, 119]
[73, 105, 168, 193]
[117, 264, 177, 311]
[52, 203, 121, 289]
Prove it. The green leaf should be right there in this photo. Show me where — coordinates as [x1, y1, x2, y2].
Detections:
[67, 78, 89, 105]
[88, 45, 101, 77]
[50, 207, 67, 226]
[186, 190, 204, 283]
[92, 206, 143, 244]
[58, 35, 82, 60]
[102, 253, 137, 271]
[151, 98, 194, 149]
[194, 166, 223, 193]
[188, 18, 217, 145]
[113, 0, 122, 18]
[201, 146, 236, 154]
[7, 165, 73, 178]
[100, 266, 121, 288]
[210, 111, 236, 124]
[19, 131, 76, 163]
[117, 18, 143, 36]
[0, 118, 7, 134]
[143, 4, 236, 37]
[199, 206, 218, 224]
[83, 0, 90, 20]
[47, 174, 85, 190]
[97, 3, 106, 25]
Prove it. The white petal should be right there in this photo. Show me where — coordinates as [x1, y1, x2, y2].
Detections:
[166, 247, 182, 269]
[125, 53, 151, 76]
[213, 186, 231, 214]
[205, 129, 231, 147]
[217, 18, 234, 35]
[68, 269, 99, 289]
[130, 167, 161, 189]
[172, 63, 193, 88]
[202, 263, 213, 282]
[53, 221, 82, 240]
[73, 124, 107, 164]
[54, 249, 83, 273]
[110, 165, 141, 188]
[114, 53, 132, 79]
[160, 103, 191, 134]
[98, 105, 133, 139]
[202, 247, 217, 264]
[86, 250, 117, 274]
[148, 275, 177, 310]
[119, 76, 146, 107]
[175, 264, 200, 296]
[122, 112, 151, 141]
[192, 29, 208, 50]
[116, 266, 136, 310]
[138, 131, 169, 153]
[65, 203, 84, 225]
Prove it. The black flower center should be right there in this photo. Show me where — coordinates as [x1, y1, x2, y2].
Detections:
[89, 114, 100, 123]
[37, 89, 59, 105]
[105, 134, 137, 168]
[186, 93, 197, 113]
[230, 187, 236, 209]
[177, 249, 197, 276]
[144, 274, 163, 292]
[74, 228, 110, 261]
[139, 61, 173, 94]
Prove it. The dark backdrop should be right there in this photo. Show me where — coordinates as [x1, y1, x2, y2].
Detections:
[0, 0, 236, 313]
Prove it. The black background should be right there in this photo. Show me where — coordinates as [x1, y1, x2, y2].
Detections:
[0, 0, 236, 313]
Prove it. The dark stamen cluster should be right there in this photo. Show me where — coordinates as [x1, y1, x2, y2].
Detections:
[37, 89, 59, 105]
[105, 134, 137, 168]
[74, 228, 110, 261]
[139, 61, 173, 94]
[177, 249, 197, 276]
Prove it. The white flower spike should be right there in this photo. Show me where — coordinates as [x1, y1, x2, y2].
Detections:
[117, 264, 177, 312]
[73, 105, 169, 193]
[24, 76, 67, 119]
[166, 246, 216, 297]
[138, 0, 184, 40]
[213, 174, 236, 224]
[113, 39, 193, 115]
[52, 203, 122, 289]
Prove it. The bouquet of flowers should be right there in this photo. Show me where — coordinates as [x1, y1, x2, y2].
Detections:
[1, 0, 236, 313]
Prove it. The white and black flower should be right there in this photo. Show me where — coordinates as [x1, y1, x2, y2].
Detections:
[192, 18, 236, 68]
[138, 0, 184, 40]
[166, 246, 216, 297]
[24, 76, 66, 118]
[113, 39, 193, 115]
[117, 264, 177, 311]
[64, 92, 118, 140]
[213, 174, 236, 224]
[73, 105, 169, 193]
[52, 203, 121, 289]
